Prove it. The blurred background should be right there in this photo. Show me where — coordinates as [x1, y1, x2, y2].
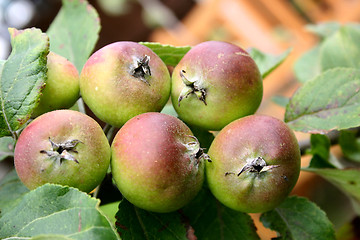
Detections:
[1, 0, 360, 238]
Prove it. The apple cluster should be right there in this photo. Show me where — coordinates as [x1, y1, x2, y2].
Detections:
[14, 41, 300, 213]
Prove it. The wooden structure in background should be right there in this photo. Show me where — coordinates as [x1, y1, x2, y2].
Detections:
[148, 0, 360, 238]
[294, 0, 360, 23]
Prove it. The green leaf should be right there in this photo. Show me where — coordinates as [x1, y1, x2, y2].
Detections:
[11, 235, 73, 240]
[0, 28, 49, 138]
[307, 134, 336, 169]
[115, 199, 187, 240]
[285, 68, 360, 133]
[320, 25, 360, 71]
[182, 188, 260, 240]
[0, 136, 14, 161]
[139, 42, 191, 67]
[139, 42, 290, 79]
[0, 184, 120, 240]
[47, 0, 101, 72]
[260, 196, 335, 240]
[30, 236, 72, 240]
[305, 22, 341, 38]
[99, 201, 120, 227]
[160, 103, 178, 117]
[271, 95, 289, 107]
[0, 170, 29, 217]
[293, 45, 321, 83]
[339, 129, 360, 162]
[0, 59, 5, 74]
[304, 168, 360, 204]
[249, 47, 292, 79]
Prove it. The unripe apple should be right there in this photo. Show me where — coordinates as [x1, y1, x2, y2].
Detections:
[206, 115, 301, 213]
[80, 41, 171, 127]
[171, 41, 263, 131]
[111, 112, 210, 213]
[32, 52, 79, 117]
[14, 110, 111, 193]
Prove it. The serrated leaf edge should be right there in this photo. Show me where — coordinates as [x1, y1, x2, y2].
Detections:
[261, 196, 335, 239]
[285, 67, 360, 132]
[1, 183, 121, 239]
[0, 28, 49, 138]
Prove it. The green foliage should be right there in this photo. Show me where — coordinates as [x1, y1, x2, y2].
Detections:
[0, 136, 15, 161]
[294, 23, 360, 83]
[248, 47, 292, 78]
[115, 199, 187, 239]
[285, 68, 360, 133]
[290, 24, 360, 221]
[6, 235, 73, 240]
[47, 0, 101, 72]
[0, 184, 119, 239]
[0, 28, 49, 138]
[29, 235, 74, 240]
[303, 168, 360, 209]
[114, 187, 261, 240]
[302, 131, 360, 214]
[141, 42, 291, 79]
[339, 130, 360, 162]
[307, 134, 336, 169]
[182, 188, 260, 240]
[305, 21, 341, 38]
[261, 196, 336, 240]
[293, 45, 321, 83]
[160, 102, 178, 117]
[99, 201, 120, 227]
[271, 95, 289, 107]
[0, 170, 29, 217]
[0, 2, 355, 239]
[320, 25, 360, 71]
[140, 42, 191, 67]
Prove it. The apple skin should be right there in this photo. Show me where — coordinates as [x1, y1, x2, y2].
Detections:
[80, 41, 171, 127]
[171, 41, 263, 131]
[206, 115, 301, 213]
[32, 52, 79, 117]
[14, 110, 111, 193]
[111, 112, 206, 213]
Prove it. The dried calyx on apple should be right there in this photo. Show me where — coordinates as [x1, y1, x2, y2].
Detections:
[206, 115, 301, 213]
[171, 40, 263, 131]
[131, 55, 151, 84]
[14, 110, 111, 193]
[183, 135, 212, 165]
[225, 157, 279, 176]
[80, 41, 171, 128]
[111, 112, 210, 213]
[178, 70, 207, 106]
[40, 138, 82, 164]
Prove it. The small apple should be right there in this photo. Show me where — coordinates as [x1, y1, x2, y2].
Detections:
[171, 41, 263, 131]
[14, 110, 111, 193]
[80, 41, 171, 127]
[32, 52, 79, 117]
[111, 112, 210, 213]
[206, 115, 301, 213]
